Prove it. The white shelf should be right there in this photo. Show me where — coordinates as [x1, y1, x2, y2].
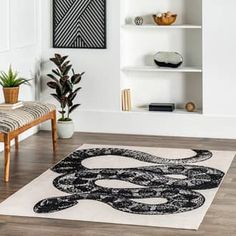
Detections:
[122, 24, 202, 29]
[122, 66, 202, 73]
[126, 108, 202, 116]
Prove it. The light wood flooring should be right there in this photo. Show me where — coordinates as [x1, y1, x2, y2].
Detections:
[0, 131, 235, 236]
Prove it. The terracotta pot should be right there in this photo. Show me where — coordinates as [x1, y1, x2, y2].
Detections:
[3, 87, 19, 104]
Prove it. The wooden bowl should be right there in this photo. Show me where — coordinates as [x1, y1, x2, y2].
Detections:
[153, 14, 177, 26]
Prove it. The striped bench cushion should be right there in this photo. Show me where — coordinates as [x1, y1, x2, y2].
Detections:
[0, 102, 56, 133]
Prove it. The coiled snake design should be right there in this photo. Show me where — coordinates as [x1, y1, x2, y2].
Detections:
[34, 148, 225, 215]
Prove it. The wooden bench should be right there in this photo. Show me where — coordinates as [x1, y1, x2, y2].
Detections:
[0, 102, 57, 182]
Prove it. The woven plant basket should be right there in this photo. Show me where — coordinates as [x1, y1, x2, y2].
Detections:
[3, 87, 19, 104]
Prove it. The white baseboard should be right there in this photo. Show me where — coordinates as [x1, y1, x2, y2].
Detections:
[40, 110, 236, 139]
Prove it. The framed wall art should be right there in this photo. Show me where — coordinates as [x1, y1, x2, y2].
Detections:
[53, 0, 106, 49]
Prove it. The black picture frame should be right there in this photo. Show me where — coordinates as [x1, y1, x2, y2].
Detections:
[52, 0, 107, 49]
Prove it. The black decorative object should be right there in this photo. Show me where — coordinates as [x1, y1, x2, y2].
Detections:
[34, 148, 225, 216]
[154, 52, 183, 68]
[53, 0, 106, 49]
[149, 103, 175, 112]
[134, 16, 144, 26]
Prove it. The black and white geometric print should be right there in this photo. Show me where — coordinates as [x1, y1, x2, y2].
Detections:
[53, 0, 106, 49]
[34, 148, 225, 215]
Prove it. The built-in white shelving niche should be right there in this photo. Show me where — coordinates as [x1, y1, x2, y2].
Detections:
[120, 0, 203, 115]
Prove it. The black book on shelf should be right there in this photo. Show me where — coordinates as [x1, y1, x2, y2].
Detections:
[149, 103, 175, 112]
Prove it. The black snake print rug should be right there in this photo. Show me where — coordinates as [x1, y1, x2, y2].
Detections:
[34, 148, 225, 215]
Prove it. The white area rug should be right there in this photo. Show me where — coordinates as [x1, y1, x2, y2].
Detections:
[0, 144, 234, 230]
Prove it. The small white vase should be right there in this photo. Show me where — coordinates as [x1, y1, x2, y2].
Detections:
[57, 120, 74, 139]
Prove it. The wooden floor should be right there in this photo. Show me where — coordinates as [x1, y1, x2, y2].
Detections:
[0, 131, 235, 236]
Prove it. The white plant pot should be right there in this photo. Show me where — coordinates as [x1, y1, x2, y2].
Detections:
[57, 120, 74, 139]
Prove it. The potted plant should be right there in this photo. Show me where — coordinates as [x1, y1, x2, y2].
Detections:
[47, 54, 84, 139]
[0, 66, 31, 104]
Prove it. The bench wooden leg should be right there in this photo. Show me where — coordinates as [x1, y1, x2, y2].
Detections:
[4, 134, 11, 182]
[51, 111, 57, 152]
[15, 136, 19, 150]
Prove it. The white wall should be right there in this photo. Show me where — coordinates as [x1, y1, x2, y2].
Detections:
[40, 0, 236, 139]
[40, 0, 121, 113]
[203, 0, 236, 116]
[6, 0, 236, 148]
[0, 0, 41, 149]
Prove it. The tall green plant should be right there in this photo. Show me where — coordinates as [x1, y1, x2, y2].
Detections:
[47, 54, 84, 121]
[0, 66, 30, 87]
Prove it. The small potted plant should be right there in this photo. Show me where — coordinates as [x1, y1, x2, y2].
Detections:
[0, 66, 31, 104]
[47, 54, 84, 139]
